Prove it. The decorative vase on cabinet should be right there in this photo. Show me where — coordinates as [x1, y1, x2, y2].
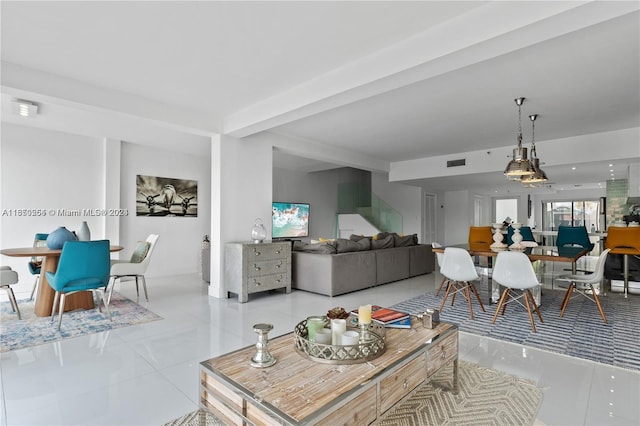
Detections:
[46, 226, 77, 249]
[77, 221, 91, 241]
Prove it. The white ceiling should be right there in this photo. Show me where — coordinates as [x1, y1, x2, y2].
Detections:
[1, 1, 639, 195]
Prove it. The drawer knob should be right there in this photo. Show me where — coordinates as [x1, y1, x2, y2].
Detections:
[254, 265, 261, 271]
[402, 378, 409, 389]
[441, 351, 446, 359]
[275, 250, 280, 254]
[275, 264, 280, 269]
[254, 281, 261, 287]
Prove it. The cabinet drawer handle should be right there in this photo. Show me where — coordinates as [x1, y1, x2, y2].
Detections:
[441, 350, 446, 359]
[254, 280, 261, 287]
[402, 378, 409, 389]
[253, 249, 261, 256]
[254, 264, 261, 271]
[275, 250, 280, 254]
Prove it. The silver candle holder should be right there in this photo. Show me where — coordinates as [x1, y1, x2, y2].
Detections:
[250, 323, 276, 368]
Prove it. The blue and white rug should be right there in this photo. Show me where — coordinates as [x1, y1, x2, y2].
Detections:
[392, 284, 640, 372]
[0, 292, 162, 352]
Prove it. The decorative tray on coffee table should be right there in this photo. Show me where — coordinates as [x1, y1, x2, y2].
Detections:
[293, 315, 386, 365]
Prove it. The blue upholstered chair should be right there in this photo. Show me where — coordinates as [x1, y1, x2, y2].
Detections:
[556, 226, 594, 252]
[28, 233, 49, 301]
[506, 225, 536, 246]
[46, 240, 112, 330]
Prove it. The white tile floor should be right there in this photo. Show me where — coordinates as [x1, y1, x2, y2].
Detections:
[1, 271, 639, 425]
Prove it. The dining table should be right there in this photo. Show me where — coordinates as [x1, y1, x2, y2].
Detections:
[432, 243, 589, 304]
[1, 244, 124, 317]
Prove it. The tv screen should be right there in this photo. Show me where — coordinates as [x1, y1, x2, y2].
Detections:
[272, 202, 310, 239]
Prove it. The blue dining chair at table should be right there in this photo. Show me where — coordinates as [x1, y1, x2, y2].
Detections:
[556, 226, 594, 252]
[45, 240, 112, 330]
[28, 232, 49, 301]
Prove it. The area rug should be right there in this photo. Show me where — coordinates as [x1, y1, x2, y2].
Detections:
[162, 361, 542, 426]
[392, 282, 640, 371]
[0, 292, 162, 352]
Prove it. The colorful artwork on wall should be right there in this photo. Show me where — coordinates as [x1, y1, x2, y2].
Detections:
[136, 175, 197, 217]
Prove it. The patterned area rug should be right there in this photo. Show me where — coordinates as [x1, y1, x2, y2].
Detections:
[0, 292, 162, 352]
[163, 361, 541, 426]
[392, 282, 640, 371]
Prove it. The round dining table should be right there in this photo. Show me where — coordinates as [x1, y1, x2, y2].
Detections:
[1, 245, 124, 317]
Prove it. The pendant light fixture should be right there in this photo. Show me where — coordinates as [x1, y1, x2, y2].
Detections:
[504, 97, 534, 180]
[521, 114, 548, 186]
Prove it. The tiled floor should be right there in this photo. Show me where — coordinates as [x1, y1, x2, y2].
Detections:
[1, 269, 639, 425]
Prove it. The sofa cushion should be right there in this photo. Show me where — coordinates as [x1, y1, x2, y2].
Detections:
[333, 238, 370, 253]
[394, 233, 418, 247]
[371, 234, 394, 249]
[294, 241, 337, 254]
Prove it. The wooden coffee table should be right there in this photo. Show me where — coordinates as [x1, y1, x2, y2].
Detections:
[200, 320, 458, 425]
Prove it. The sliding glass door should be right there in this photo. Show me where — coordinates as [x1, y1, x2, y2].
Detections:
[542, 200, 600, 231]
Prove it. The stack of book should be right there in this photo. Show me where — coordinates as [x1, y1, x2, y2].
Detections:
[351, 305, 411, 329]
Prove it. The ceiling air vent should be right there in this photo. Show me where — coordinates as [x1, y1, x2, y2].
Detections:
[447, 159, 466, 168]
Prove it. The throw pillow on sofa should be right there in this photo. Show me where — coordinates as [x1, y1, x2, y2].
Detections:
[394, 233, 418, 247]
[371, 234, 394, 249]
[293, 241, 337, 254]
[332, 238, 370, 253]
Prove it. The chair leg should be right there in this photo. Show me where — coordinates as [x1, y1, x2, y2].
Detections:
[435, 276, 448, 296]
[57, 294, 66, 330]
[560, 283, 575, 318]
[5, 287, 21, 320]
[30, 275, 40, 301]
[98, 289, 112, 322]
[464, 284, 474, 320]
[469, 283, 486, 312]
[141, 275, 149, 302]
[439, 281, 455, 312]
[51, 291, 60, 322]
[591, 284, 608, 324]
[134, 276, 140, 300]
[492, 288, 510, 323]
[527, 290, 544, 323]
[107, 276, 117, 305]
[523, 290, 537, 333]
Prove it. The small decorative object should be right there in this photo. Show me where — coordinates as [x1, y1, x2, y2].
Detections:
[358, 304, 372, 342]
[306, 316, 325, 342]
[250, 323, 276, 368]
[341, 330, 360, 345]
[314, 328, 332, 344]
[251, 218, 267, 243]
[326, 306, 349, 320]
[77, 221, 91, 241]
[509, 223, 524, 249]
[490, 223, 507, 249]
[46, 226, 77, 249]
[418, 308, 440, 329]
[331, 318, 346, 345]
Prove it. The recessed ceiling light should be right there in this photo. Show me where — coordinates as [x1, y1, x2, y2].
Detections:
[609, 164, 613, 167]
[572, 167, 577, 170]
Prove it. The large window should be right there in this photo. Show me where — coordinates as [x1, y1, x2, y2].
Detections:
[542, 200, 600, 231]
[494, 198, 518, 224]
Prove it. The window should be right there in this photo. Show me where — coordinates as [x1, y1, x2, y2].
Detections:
[542, 200, 600, 231]
[494, 198, 518, 224]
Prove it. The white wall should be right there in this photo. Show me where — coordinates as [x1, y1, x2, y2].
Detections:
[1, 123, 104, 292]
[443, 190, 471, 245]
[0, 123, 211, 294]
[119, 142, 211, 277]
[371, 172, 422, 239]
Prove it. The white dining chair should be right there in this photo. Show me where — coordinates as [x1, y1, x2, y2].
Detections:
[107, 234, 159, 305]
[1, 266, 21, 320]
[491, 251, 543, 333]
[439, 247, 486, 320]
[556, 249, 610, 323]
[431, 242, 450, 296]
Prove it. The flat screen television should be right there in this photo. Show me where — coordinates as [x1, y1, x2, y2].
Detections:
[272, 202, 310, 239]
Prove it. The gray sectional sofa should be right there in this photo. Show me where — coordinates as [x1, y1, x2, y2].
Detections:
[291, 233, 435, 297]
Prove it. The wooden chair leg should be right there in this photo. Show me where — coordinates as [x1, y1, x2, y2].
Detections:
[435, 276, 448, 296]
[492, 288, 510, 323]
[527, 290, 544, 323]
[469, 283, 486, 312]
[464, 284, 474, 320]
[501, 290, 510, 316]
[523, 290, 537, 333]
[451, 281, 458, 306]
[439, 281, 454, 312]
[591, 284, 608, 324]
[560, 283, 575, 318]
